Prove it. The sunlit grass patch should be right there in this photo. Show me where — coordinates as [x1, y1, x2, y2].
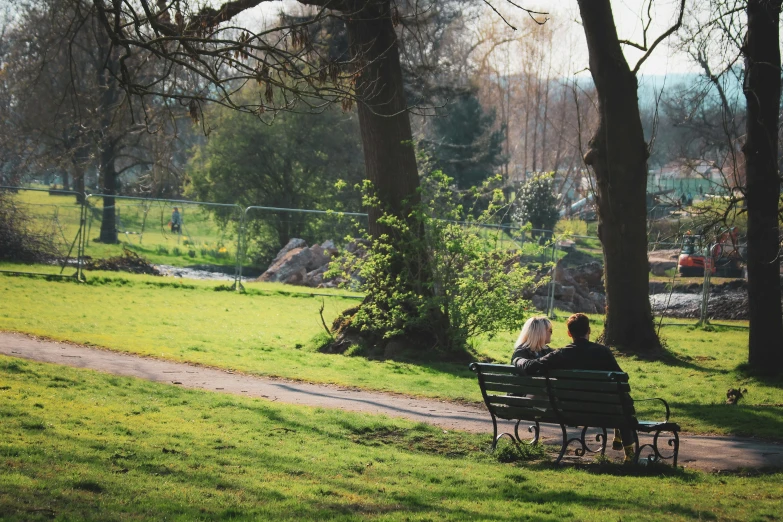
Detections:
[1, 270, 781, 439]
[1, 357, 782, 521]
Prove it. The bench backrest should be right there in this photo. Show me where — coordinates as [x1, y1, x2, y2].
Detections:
[469, 363, 558, 424]
[470, 364, 637, 429]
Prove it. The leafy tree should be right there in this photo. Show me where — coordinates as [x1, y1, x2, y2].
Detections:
[513, 173, 559, 235]
[187, 102, 364, 261]
[428, 92, 505, 190]
[328, 171, 535, 355]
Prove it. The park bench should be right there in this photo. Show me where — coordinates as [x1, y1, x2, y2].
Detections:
[469, 363, 680, 466]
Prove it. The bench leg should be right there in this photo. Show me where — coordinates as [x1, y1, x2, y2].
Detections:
[554, 424, 569, 464]
[577, 426, 607, 457]
[636, 430, 680, 467]
[491, 413, 499, 451]
[555, 426, 608, 464]
[514, 420, 540, 445]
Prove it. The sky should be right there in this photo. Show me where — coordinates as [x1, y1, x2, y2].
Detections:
[237, 0, 710, 78]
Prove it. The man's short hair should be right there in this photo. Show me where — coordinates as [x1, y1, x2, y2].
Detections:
[566, 313, 590, 338]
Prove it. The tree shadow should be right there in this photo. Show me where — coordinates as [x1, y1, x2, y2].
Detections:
[671, 401, 783, 440]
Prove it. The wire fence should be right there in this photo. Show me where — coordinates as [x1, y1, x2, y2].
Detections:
[1, 185, 748, 325]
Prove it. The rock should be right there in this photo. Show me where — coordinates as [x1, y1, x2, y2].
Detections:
[307, 244, 332, 271]
[304, 265, 328, 287]
[589, 292, 606, 312]
[532, 295, 549, 311]
[558, 285, 576, 301]
[650, 259, 677, 276]
[283, 267, 306, 285]
[257, 247, 314, 283]
[270, 238, 308, 266]
[573, 294, 597, 314]
[567, 262, 604, 290]
[320, 240, 339, 257]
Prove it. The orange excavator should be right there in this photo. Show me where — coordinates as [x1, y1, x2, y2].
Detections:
[677, 229, 744, 278]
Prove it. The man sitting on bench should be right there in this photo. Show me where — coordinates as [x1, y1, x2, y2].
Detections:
[515, 313, 636, 462]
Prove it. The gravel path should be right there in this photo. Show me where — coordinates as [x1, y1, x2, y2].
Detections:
[1, 331, 781, 472]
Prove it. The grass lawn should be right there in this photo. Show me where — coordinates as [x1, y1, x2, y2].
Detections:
[2, 356, 782, 521]
[10, 189, 243, 268]
[1, 268, 781, 441]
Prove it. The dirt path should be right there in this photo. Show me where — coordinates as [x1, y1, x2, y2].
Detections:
[1, 331, 781, 472]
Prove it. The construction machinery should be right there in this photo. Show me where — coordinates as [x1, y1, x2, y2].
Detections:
[677, 229, 745, 278]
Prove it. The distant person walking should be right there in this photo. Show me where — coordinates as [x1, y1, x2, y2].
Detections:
[170, 207, 183, 234]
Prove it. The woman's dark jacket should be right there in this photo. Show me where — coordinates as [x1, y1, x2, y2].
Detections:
[511, 343, 554, 366]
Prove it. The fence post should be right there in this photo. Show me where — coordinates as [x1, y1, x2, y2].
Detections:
[234, 205, 246, 291]
[699, 259, 712, 325]
[547, 232, 557, 319]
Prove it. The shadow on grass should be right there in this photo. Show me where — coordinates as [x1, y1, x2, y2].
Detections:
[671, 401, 783, 440]
[733, 362, 783, 387]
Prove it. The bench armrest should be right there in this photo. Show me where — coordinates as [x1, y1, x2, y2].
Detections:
[635, 397, 671, 422]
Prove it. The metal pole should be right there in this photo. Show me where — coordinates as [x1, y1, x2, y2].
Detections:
[548, 233, 557, 319]
[699, 257, 712, 325]
[235, 206, 246, 291]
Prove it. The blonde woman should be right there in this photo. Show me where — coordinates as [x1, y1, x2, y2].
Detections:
[511, 316, 554, 367]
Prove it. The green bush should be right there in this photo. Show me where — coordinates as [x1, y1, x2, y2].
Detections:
[555, 218, 588, 237]
[329, 171, 537, 353]
[513, 173, 559, 235]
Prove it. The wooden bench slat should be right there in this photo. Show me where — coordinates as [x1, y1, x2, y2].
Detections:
[479, 373, 547, 386]
[550, 388, 633, 404]
[558, 413, 637, 429]
[555, 401, 632, 415]
[480, 382, 547, 395]
[484, 382, 549, 396]
[486, 395, 552, 409]
[547, 369, 629, 382]
[547, 380, 631, 393]
[491, 405, 557, 422]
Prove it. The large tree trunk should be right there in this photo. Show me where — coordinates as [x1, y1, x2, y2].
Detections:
[576, 0, 661, 352]
[345, 0, 420, 238]
[743, 0, 783, 375]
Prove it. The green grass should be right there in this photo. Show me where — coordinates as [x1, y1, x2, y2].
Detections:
[2, 356, 782, 521]
[1, 268, 781, 440]
[11, 189, 241, 268]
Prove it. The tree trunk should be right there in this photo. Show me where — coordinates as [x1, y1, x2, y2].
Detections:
[743, 0, 783, 375]
[576, 0, 661, 352]
[62, 170, 70, 191]
[96, 23, 120, 244]
[345, 0, 420, 238]
[98, 138, 118, 243]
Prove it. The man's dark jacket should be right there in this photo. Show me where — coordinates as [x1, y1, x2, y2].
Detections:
[517, 338, 623, 375]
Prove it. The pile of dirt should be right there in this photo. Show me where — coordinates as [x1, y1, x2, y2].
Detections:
[85, 248, 160, 275]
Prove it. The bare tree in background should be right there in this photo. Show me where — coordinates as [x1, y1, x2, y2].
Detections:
[2, 0, 189, 242]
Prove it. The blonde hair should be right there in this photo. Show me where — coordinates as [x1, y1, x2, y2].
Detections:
[514, 316, 552, 353]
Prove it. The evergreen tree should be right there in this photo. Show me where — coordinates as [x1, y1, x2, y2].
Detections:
[513, 173, 559, 236]
[429, 92, 505, 189]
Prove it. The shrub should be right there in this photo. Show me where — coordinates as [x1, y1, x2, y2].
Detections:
[329, 171, 537, 354]
[513, 173, 559, 236]
[0, 191, 60, 262]
[555, 218, 588, 237]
